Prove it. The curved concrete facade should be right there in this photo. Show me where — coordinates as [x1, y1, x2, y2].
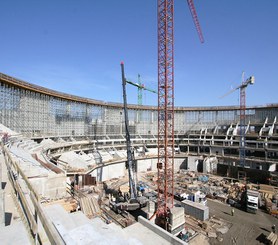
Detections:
[1, 72, 278, 137]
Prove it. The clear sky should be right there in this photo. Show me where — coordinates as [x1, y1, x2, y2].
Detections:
[0, 0, 277, 107]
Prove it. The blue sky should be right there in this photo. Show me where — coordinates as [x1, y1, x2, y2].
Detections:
[0, 0, 277, 107]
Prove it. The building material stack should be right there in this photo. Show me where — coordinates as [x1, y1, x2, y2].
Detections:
[168, 207, 185, 234]
[181, 199, 209, 221]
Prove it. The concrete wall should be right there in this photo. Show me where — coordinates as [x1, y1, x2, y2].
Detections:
[203, 157, 218, 174]
[30, 173, 67, 199]
[210, 147, 222, 155]
[91, 162, 126, 182]
[137, 158, 157, 172]
[174, 158, 186, 172]
[90, 157, 188, 181]
[187, 156, 199, 171]
[269, 163, 276, 172]
[138, 216, 187, 245]
[217, 164, 271, 184]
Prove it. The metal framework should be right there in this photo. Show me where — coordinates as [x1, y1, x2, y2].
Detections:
[156, 0, 175, 222]
[187, 0, 204, 43]
[126, 74, 157, 106]
[121, 62, 137, 200]
[221, 74, 254, 167]
[138, 75, 143, 105]
[239, 75, 254, 166]
[239, 85, 246, 166]
[0, 72, 274, 139]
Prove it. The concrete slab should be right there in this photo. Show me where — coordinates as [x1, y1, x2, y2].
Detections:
[189, 233, 209, 245]
[0, 220, 31, 245]
[124, 222, 170, 245]
[44, 204, 77, 231]
[0, 154, 31, 244]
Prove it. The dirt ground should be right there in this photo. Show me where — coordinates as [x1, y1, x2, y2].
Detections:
[207, 199, 278, 245]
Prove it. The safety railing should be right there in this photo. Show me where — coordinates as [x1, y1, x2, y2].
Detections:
[1, 143, 65, 244]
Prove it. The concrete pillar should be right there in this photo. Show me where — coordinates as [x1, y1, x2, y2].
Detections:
[147, 200, 155, 213]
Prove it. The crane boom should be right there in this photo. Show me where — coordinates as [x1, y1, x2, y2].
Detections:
[121, 62, 137, 201]
[187, 0, 204, 43]
[109, 63, 148, 214]
[126, 79, 157, 93]
[126, 75, 157, 105]
[220, 76, 255, 99]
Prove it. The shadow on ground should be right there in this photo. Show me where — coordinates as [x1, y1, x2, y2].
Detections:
[130, 209, 148, 221]
[256, 233, 268, 244]
[260, 227, 270, 233]
[5, 212, 12, 226]
[1, 182, 6, 189]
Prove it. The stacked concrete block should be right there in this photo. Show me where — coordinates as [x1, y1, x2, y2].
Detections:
[148, 200, 155, 213]
[181, 199, 209, 221]
[169, 207, 185, 234]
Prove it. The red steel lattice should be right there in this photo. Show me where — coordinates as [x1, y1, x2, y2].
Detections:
[156, 0, 175, 221]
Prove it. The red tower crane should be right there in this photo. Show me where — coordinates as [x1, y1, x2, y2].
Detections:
[156, 0, 204, 229]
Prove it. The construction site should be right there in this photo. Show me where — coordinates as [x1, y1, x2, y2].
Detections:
[1, 1, 278, 245]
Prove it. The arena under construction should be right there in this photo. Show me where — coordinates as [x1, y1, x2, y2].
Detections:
[0, 72, 278, 245]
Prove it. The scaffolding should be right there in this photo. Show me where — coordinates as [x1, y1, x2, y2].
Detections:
[0, 72, 277, 138]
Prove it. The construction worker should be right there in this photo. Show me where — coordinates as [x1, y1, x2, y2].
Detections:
[272, 224, 276, 233]
[231, 208, 235, 216]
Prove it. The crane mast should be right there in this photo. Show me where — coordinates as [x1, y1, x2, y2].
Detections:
[138, 75, 143, 105]
[220, 75, 255, 167]
[156, 0, 204, 229]
[239, 75, 255, 166]
[156, 0, 175, 227]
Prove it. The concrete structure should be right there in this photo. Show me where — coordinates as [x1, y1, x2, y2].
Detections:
[44, 204, 182, 245]
[138, 216, 186, 245]
[169, 207, 186, 234]
[0, 72, 278, 173]
[0, 153, 31, 244]
[0, 72, 278, 244]
[181, 200, 209, 221]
